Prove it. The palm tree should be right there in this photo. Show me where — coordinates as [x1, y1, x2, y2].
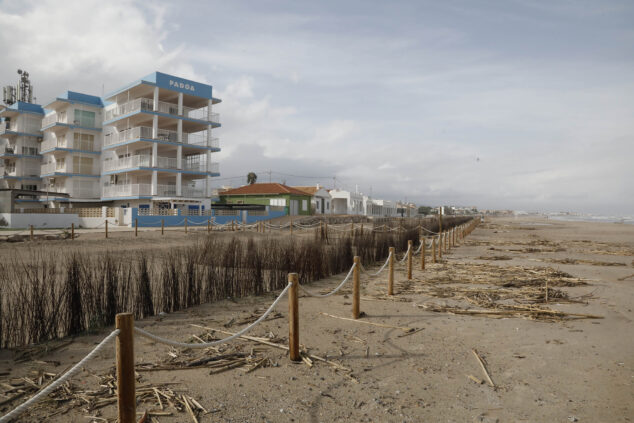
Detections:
[247, 172, 257, 185]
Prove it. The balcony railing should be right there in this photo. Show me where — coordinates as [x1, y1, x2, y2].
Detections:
[103, 126, 219, 149]
[102, 184, 152, 198]
[0, 145, 15, 155]
[40, 137, 67, 151]
[42, 113, 97, 130]
[182, 186, 204, 198]
[41, 162, 65, 174]
[103, 154, 215, 173]
[105, 99, 220, 124]
[157, 184, 177, 196]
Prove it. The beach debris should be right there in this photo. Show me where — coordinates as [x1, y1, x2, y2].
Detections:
[0, 369, 207, 421]
[318, 312, 416, 333]
[471, 349, 496, 389]
[416, 303, 602, 322]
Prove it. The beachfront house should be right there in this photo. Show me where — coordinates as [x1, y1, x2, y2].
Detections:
[219, 183, 312, 216]
[329, 189, 364, 215]
[292, 184, 332, 214]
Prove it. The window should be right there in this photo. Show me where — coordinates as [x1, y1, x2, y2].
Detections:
[21, 146, 39, 155]
[74, 133, 95, 151]
[73, 156, 93, 174]
[74, 109, 96, 128]
[56, 158, 65, 170]
[270, 198, 286, 207]
[302, 200, 307, 211]
[21, 184, 37, 191]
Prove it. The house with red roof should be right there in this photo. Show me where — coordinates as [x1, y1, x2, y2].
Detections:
[218, 183, 312, 216]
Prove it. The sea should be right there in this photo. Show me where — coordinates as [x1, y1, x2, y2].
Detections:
[545, 213, 634, 225]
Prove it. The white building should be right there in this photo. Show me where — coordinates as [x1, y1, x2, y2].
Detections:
[372, 199, 397, 217]
[0, 102, 44, 197]
[100, 72, 221, 210]
[329, 189, 364, 215]
[292, 184, 332, 214]
[40, 92, 104, 206]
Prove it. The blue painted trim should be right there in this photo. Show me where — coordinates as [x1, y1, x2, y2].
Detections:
[0, 130, 43, 138]
[102, 109, 220, 128]
[40, 172, 101, 178]
[101, 196, 153, 201]
[101, 137, 219, 152]
[40, 147, 101, 155]
[41, 122, 102, 132]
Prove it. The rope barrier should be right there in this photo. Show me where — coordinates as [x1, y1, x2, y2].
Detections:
[0, 329, 120, 423]
[359, 251, 392, 276]
[134, 283, 291, 349]
[399, 245, 412, 263]
[299, 263, 356, 298]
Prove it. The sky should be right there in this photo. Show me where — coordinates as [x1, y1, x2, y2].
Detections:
[1, 0, 633, 214]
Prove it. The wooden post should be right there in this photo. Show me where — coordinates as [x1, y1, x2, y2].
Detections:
[134, 218, 138, 237]
[105, 220, 108, 238]
[350, 222, 354, 238]
[288, 273, 300, 362]
[545, 280, 549, 303]
[407, 240, 413, 280]
[71, 223, 75, 240]
[353, 256, 361, 319]
[421, 238, 426, 270]
[432, 236, 437, 263]
[30, 225, 33, 241]
[388, 247, 395, 295]
[208, 219, 211, 233]
[290, 218, 293, 236]
[438, 207, 443, 233]
[360, 223, 364, 234]
[438, 231, 443, 258]
[115, 313, 136, 423]
[231, 220, 234, 231]
[184, 217, 188, 234]
[161, 219, 164, 236]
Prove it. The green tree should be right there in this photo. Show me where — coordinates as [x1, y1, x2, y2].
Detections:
[247, 172, 258, 185]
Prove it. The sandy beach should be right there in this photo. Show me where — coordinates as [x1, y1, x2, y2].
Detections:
[0, 216, 632, 422]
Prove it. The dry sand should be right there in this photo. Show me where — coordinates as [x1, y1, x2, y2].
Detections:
[1, 216, 633, 422]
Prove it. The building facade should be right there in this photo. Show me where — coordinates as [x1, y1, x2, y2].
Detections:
[219, 183, 312, 216]
[101, 72, 221, 210]
[0, 102, 44, 196]
[1, 72, 221, 212]
[329, 189, 364, 215]
[40, 92, 104, 206]
[292, 184, 332, 214]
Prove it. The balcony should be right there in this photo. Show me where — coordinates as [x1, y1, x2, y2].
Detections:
[41, 113, 97, 130]
[182, 186, 204, 197]
[103, 154, 216, 173]
[102, 183, 152, 198]
[40, 137, 68, 152]
[103, 126, 219, 149]
[41, 162, 66, 174]
[104, 99, 220, 124]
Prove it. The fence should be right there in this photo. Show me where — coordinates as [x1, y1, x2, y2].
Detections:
[0, 219, 480, 423]
[0, 218, 480, 421]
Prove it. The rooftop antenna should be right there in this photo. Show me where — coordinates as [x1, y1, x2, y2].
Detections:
[3, 69, 34, 105]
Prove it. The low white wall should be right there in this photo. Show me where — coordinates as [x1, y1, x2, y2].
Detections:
[77, 217, 118, 228]
[0, 213, 80, 229]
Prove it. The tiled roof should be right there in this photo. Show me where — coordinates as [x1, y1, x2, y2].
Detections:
[292, 186, 319, 195]
[220, 183, 310, 196]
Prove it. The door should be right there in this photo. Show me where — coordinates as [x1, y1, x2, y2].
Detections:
[290, 200, 299, 215]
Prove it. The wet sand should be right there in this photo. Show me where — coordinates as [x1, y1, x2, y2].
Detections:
[1, 216, 632, 422]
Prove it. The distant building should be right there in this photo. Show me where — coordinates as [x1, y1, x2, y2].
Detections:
[219, 183, 312, 216]
[292, 184, 331, 214]
[329, 189, 364, 215]
[0, 102, 45, 198]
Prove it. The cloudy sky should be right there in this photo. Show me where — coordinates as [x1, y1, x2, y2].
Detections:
[1, 0, 633, 214]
